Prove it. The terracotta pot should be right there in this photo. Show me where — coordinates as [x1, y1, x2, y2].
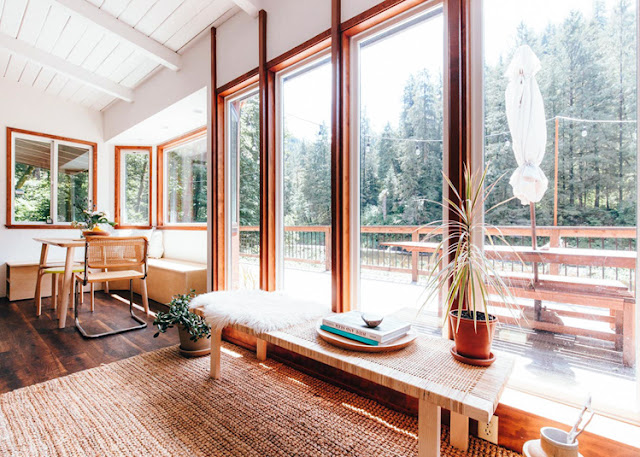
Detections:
[449, 309, 497, 360]
[178, 326, 210, 357]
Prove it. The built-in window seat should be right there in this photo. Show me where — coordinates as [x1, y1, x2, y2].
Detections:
[106, 258, 206, 305]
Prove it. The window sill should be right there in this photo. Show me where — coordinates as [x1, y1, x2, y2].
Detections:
[156, 225, 207, 231]
[5, 224, 76, 229]
[115, 225, 153, 230]
[497, 388, 640, 454]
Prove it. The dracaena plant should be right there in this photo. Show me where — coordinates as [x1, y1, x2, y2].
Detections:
[419, 164, 522, 331]
[153, 290, 211, 342]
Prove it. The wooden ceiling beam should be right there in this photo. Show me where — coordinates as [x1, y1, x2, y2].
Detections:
[53, 0, 182, 71]
[229, 0, 260, 17]
[0, 32, 134, 102]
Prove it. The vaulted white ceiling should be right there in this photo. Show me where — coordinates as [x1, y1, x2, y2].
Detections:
[0, 0, 239, 111]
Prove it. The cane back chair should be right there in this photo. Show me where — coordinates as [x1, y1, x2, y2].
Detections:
[75, 236, 150, 338]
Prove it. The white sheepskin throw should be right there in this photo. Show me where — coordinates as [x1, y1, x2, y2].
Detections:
[189, 290, 330, 333]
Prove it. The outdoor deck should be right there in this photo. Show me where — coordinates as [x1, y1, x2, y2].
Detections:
[234, 223, 637, 416]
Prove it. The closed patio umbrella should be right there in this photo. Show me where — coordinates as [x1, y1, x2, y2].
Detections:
[505, 45, 548, 305]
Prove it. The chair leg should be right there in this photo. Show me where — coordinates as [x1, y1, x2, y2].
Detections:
[52, 274, 58, 312]
[75, 278, 147, 339]
[35, 270, 45, 316]
[58, 274, 63, 310]
[90, 283, 95, 312]
[141, 278, 149, 316]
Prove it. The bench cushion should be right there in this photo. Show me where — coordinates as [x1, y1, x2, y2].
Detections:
[190, 290, 329, 332]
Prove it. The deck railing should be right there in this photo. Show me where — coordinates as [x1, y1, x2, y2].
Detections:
[238, 225, 636, 286]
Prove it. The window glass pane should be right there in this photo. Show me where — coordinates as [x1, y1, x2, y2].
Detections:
[13, 137, 51, 223]
[280, 57, 332, 304]
[228, 91, 260, 290]
[57, 144, 90, 222]
[482, 0, 637, 416]
[357, 7, 444, 315]
[122, 150, 150, 225]
[166, 136, 207, 223]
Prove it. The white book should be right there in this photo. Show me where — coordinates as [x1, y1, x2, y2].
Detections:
[322, 311, 411, 344]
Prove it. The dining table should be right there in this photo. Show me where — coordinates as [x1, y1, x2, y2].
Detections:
[34, 238, 85, 328]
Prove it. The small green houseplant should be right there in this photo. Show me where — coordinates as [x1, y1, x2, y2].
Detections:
[420, 165, 520, 365]
[154, 291, 211, 357]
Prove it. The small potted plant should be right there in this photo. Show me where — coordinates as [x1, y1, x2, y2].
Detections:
[153, 291, 211, 357]
[420, 165, 519, 366]
[71, 202, 116, 236]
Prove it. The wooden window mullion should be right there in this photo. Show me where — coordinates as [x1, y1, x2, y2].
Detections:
[259, 9, 277, 291]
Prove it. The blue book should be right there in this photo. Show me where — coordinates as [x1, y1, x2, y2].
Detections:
[320, 324, 379, 346]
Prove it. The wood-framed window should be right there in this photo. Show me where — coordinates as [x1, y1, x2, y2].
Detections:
[5, 127, 98, 229]
[347, 1, 446, 313]
[274, 52, 333, 305]
[223, 83, 261, 291]
[114, 146, 153, 229]
[157, 127, 208, 229]
[211, 67, 260, 291]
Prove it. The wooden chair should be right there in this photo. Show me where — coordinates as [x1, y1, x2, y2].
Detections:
[74, 236, 150, 338]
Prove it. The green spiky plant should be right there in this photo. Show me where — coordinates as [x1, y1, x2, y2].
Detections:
[153, 290, 211, 342]
[419, 164, 521, 332]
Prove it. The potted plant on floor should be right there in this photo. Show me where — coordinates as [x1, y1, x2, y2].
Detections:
[154, 291, 211, 357]
[420, 165, 520, 366]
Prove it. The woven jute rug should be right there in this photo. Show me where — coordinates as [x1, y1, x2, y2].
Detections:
[0, 343, 521, 456]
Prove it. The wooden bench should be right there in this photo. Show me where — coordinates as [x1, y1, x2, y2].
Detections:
[193, 308, 514, 457]
[488, 271, 635, 366]
[5, 261, 97, 301]
[108, 258, 207, 304]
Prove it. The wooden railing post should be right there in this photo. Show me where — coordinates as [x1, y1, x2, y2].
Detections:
[411, 231, 419, 282]
[325, 226, 332, 271]
[550, 229, 561, 275]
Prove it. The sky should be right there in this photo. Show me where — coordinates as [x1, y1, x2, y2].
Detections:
[281, 0, 623, 141]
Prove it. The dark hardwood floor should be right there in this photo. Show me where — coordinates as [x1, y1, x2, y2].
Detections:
[0, 291, 178, 394]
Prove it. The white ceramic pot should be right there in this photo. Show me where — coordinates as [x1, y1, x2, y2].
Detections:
[522, 427, 583, 457]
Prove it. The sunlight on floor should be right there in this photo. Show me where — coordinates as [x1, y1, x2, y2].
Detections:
[341, 403, 418, 439]
[221, 347, 243, 358]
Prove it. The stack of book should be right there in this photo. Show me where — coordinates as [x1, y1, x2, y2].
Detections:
[320, 311, 411, 346]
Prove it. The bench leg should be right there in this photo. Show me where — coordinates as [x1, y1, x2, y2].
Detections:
[210, 328, 222, 380]
[418, 398, 440, 457]
[256, 338, 267, 361]
[141, 278, 149, 316]
[450, 412, 469, 451]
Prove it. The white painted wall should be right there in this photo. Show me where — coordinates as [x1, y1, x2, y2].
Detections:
[104, 0, 384, 140]
[0, 1, 398, 298]
[0, 79, 104, 297]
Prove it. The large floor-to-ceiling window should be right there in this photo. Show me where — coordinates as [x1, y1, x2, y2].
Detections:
[352, 4, 445, 315]
[277, 55, 332, 304]
[477, 0, 638, 418]
[226, 87, 261, 290]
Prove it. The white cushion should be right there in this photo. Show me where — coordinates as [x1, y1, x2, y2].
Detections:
[146, 228, 164, 259]
[113, 228, 163, 258]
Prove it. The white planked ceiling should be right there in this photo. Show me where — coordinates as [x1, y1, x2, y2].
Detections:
[0, 0, 238, 111]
